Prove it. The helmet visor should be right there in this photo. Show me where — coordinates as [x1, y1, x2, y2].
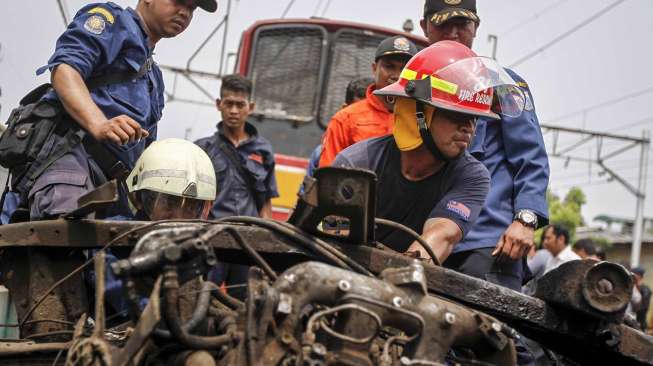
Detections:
[434, 56, 526, 118]
[139, 190, 213, 220]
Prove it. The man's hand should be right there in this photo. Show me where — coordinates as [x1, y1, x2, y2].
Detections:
[405, 242, 435, 264]
[89, 115, 149, 145]
[492, 221, 534, 260]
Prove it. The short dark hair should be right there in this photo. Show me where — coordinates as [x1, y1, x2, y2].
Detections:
[574, 238, 596, 255]
[220, 74, 252, 99]
[547, 224, 570, 245]
[345, 77, 373, 105]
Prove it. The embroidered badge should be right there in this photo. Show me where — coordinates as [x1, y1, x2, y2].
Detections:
[393, 37, 411, 52]
[444, 0, 463, 5]
[84, 15, 106, 35]
[446, 200, 471, 221]
[248, 153, 263, 164]
[87, 6, 115, 24]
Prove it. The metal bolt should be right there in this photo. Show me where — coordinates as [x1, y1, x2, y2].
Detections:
[311, 343, 327, 357]
[392, 296, 404, 308]
[492, 322, 502, 333]
[338, 280, 351, 292]
[597, 278, 614, 295]
[277, 293, 293, 315]
[163, 245, 183, 262]
[281, 333, 294, 345]
[444, 312, 456, 325]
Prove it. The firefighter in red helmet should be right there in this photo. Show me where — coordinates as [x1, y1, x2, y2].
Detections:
[332, 40, 525, 263]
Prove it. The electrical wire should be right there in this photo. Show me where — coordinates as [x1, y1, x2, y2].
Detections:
[548, 85, 653, 123]
[224, 226, 278, 281]
[499, 0, 571, 37]
[217, 216, 373, 276]
[19, 219, 215, 329]
[280, 0, 297, 18]
[321, 0, 333, 17]
[375, 218, 440, 266]
[312, 0, 324, 17]
[509, 0, 628, 68]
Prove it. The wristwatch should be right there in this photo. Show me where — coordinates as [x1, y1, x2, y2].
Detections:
[514, 209, 538, 229]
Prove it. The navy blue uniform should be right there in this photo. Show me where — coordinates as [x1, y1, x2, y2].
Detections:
[29, 2, 164, 219]
[195, 122, 279, 219]
[195, 122, 279, 299]
[447, 69, 550, 291]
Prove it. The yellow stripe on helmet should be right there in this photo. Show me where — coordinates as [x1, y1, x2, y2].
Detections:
[400, 69, 458, 96]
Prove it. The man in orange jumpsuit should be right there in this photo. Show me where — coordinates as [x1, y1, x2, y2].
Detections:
[319, 36, 417, 167]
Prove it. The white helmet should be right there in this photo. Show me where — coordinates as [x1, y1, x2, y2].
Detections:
[127, 138, 217, 220]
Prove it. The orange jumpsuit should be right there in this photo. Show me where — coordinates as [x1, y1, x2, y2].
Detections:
[319, 85, 393, 167]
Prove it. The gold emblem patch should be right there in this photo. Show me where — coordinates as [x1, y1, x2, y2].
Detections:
[444, 0, 463, 5]
[393, 37, 411, 52]
[84, 15, 106, 35]
[88, 7, 115, 24]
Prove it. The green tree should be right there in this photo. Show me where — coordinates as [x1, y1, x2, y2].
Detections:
[535, 187, 587, 245]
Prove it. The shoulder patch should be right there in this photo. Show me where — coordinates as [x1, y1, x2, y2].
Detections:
[88, 6, 115, 24]
[446, 200, 471, 221]
[516, 81, 529, 90]
[84, 15, 106, 35]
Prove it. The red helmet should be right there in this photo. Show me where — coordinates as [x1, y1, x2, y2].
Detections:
[375, 40, 522, 120]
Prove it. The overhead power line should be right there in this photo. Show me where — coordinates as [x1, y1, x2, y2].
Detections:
[321, 0, 333, 17]
[312, 0, 324, 17]
[500, 0, 571, 37]
[57, 0, 70, 27]
[281, 0, 297, 18]
[509, 0, 628, 68]
[548, 85, 653, 123]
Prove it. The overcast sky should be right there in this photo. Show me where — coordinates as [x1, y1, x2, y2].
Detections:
[1, 0, 652, 225]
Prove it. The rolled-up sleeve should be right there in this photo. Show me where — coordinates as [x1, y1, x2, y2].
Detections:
[503, 70, 550, 225]
[36, 4, 126, 79]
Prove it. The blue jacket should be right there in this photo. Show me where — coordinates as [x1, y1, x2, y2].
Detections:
[195, 122, 279, 219]
[36, 2, 164, 170]
[455, 69, 549, 253]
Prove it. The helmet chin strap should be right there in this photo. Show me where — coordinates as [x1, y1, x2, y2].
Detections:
[415, 102, 449, 162]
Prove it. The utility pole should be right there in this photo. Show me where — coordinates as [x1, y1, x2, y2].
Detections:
[541, 124, 651, 266]
[487, 34, 498, 60]
[631, 130, 650, 267]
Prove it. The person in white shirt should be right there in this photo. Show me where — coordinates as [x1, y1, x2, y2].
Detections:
[542, 224, 580, 274]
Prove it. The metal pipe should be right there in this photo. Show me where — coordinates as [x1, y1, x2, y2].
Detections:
[162, 268, 240, 350]
[225, 227, 277, 281]
[154, 281, 212, 338]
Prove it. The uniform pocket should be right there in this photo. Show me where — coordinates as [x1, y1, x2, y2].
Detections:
[107, 77, 151, 121]
[244, 159, 268, 193]
[28, 170, 90, 219]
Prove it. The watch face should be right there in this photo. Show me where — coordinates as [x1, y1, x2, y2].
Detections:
[522, 211, 535, 223]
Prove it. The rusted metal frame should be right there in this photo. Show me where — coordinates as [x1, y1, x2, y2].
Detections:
[1, 221, 652, 364]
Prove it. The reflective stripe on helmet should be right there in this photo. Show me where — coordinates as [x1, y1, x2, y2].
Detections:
[400, 69, 458, 96]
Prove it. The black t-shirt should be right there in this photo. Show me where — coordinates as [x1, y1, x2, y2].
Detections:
[334, 135, 490, 252]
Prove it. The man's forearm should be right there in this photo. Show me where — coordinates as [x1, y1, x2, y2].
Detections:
[407, 218, 463, 263]
[51, 63, 106, 133]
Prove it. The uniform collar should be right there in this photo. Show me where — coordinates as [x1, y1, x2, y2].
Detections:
[217, 121, 259, 146]
[127, 7, 154, 51]
[366, 84, 391, 113]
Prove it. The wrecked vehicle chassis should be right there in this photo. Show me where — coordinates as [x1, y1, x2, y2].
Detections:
[0, 218, 651, 365]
